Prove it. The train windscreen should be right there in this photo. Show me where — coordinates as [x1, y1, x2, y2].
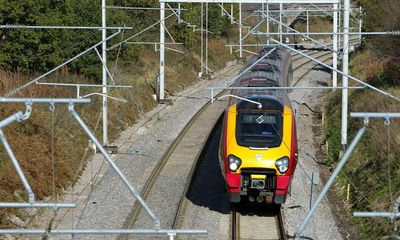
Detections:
[236, 111, 283, 148]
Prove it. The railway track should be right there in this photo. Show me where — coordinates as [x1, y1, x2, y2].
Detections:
[115, 39, 359, 240]
[231, 204, 287, 240]
[227, 42, 359, 240]
[116, 66, 237, 240]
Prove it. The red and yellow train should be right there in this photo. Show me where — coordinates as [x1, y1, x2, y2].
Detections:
[219, 47, 298, 204]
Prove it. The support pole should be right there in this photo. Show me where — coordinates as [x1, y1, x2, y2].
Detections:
[201, 3, 204, 75]
[279, 3, 283, 43]
[266, 3, 270, 45]
[359, 6, 363, 43]
[341, 0, 350, 147]
[178, 3, 182, 24]
[239, 3, 243, 58]
[338, 1, 342, 53]
[0, 129, 35, 203]
[68, 104, 161, 229]
[205, 2, 209, 74]
[231, 4, 234, 24]
[295, 124, 368, 238]
[101, 0, 108, 146]
[306, 11, 309, 38]
[160, 2, 165, 101]
[332, 3, 338, 88]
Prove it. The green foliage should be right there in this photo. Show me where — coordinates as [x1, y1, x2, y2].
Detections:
[0, 1, 232, 80]
[0, 0, 101, 79]
[324, 89, 400, 238]
[324, 91, 342, 165]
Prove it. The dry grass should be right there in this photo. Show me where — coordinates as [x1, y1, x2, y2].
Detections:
[350, 49, 389, 81]
[325, 48, 400, 238]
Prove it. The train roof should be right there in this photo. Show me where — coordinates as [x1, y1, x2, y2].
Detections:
[229, 47, 292, 108]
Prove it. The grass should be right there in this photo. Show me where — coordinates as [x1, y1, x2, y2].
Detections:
[324, 47, 400, 238]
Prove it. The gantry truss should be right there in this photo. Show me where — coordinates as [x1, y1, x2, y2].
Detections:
[1, 0, 399, 239]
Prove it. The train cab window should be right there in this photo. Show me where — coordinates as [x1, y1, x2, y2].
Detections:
[236, 111, 283, 148]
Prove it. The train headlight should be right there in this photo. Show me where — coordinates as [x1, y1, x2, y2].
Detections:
[275, 157, 289, 174]
[228, 155, 242, 172]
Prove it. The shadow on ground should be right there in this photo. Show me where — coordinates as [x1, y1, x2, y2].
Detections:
[186, 115, 231, 214]
[234, 200, 281, 218]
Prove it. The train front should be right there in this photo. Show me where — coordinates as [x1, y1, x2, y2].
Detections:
[220, 95, 298, 205]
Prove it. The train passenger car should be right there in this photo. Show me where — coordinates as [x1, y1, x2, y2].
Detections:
[219, 47, 298, 205]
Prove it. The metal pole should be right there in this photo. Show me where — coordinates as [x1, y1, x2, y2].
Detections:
[101, 0, 108, 146]
[0, 128, 35, 203]
[359, 6, 363, 43]
[306, 11, 309, 38]
[0, 98, 91, 104]
[295, 124, 368, 238]
[206, 2, 209, 74]
[201, 3, 204, 76]
[309, 172, 314, 210]
[350, 112, 400, 119]
[0, 111, 26, 129]
[231, 4, 234, 24]
[0, 25, 130, 30]
[338, 1, 342, 53]
[333, 3, 338, 88]
[239, 3, 243, 58]
[0, 203, 76, 208]
[160, 2, 165, 101]
[178, 3, 182, 23]
[266, 4, 270, 45]
[0, 229, 207, 236]
[353, 212, 400, 219]
[255, 31, 399, 36]
[279, 3, 283, 43]
[210, 86, 364, 91]
[341, 0, 350, 147]
[68, 104, 161, 229]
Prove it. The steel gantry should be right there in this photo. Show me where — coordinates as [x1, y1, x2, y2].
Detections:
[157, 0, 353, 149]
[2, 0, 399, 238]
[158, 0, 340, 101]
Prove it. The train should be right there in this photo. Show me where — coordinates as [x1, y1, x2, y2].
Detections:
[219, 47, 298, 205]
